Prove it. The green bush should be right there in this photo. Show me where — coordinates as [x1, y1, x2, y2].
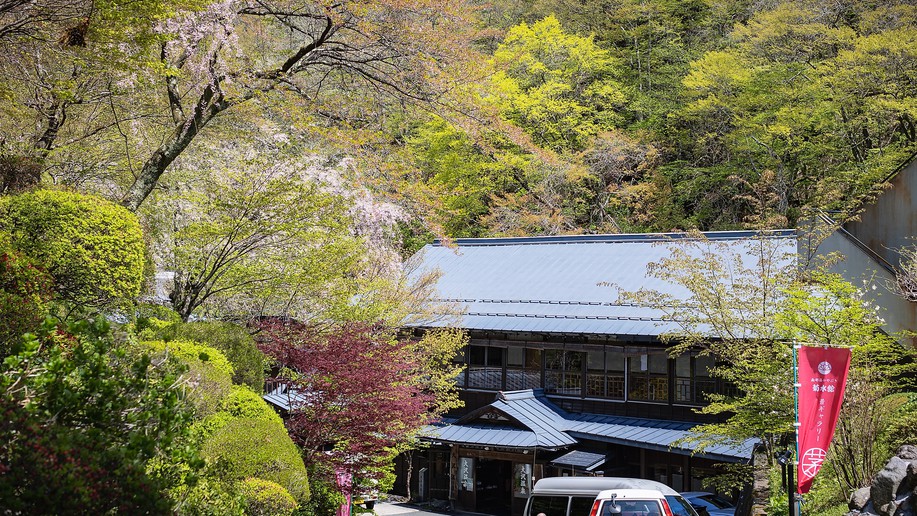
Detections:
[203, 418, 310, 503]
[192, 386, 284, 440]
[0, 241, 52, 357]
[218, 385, 283, 425]
[135, 303, 182, 333]
[240, 477, 298, 516]
[880, 392, 917, 453]
[0, 190, 145, 306]
[144, 339, 234, 417]
[173, 321, 265, 391]
[0, 317, 199, 514]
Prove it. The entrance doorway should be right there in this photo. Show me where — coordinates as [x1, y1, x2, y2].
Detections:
[475, 458, 512, 515]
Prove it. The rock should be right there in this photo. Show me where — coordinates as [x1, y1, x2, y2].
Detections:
[873, 457, 913, 515]
[852, 487, 873, 510]
[898, 446, 917, 461]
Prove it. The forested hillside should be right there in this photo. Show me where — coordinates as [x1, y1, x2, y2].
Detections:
[407, 0, 917, 238]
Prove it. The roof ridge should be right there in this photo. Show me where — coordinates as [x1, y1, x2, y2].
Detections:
[432, 229, 796, 247]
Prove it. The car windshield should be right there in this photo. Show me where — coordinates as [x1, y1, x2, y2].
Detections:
[697, 494, 734, 509]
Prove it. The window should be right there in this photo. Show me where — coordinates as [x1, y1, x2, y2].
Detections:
[569, 496, 596, 514]
[628, 352, 668, 402]
[675, 353, 734, 404]
[506, 348, 542, 390]
[665, 496, 697, 516]
[695, 354, 716, 402]
[468, 345, 503, 390]
[601, 499, 662, 516]
[545, 350, 584, 396]
[675, 354, 692, 402]
[528, 495, 569, 516]
[586, 347, 625, 399]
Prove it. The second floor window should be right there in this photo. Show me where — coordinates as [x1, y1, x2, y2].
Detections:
[628, 352, 669, 402]
[545, 350, 583, 396]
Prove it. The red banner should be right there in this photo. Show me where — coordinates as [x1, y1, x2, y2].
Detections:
[796, 346, 851, 494]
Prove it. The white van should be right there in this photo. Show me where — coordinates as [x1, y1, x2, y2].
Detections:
[523, 477, 699, 516]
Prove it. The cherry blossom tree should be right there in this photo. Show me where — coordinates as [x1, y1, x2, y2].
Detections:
[124, 0, 481, 210]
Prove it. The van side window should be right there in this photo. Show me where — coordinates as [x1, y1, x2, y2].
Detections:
[570, 496, 595, 515]
[529, 495, 569, 516]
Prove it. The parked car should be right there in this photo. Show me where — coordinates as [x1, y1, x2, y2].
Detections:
[523, 477, 699, 516]
[679, 492, 736, 516]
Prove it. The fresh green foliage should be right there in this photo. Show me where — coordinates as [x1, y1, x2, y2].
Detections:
[135, 303, 183, 332]
[144, 339, 234, 417]
[172, 322, 266, 391]
[0, 317, 198, 513]
[0, 190, 145, 306]
[216, 385, 284, 427]
[202, 418, 310, 504]
[490, 16, 625, 153]
[159, 161, 366, 322]
[239, 478, 298, 516]
[0, 240, 52, 357]
[137, 316, 266, 391]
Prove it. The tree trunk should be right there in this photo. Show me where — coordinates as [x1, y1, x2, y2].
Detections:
[121, 85, 228, 211]
[405, 449, 414, 501]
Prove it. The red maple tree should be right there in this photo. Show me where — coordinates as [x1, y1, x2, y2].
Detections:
[255, 319, 437, 473]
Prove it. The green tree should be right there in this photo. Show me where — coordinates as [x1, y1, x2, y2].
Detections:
[490, 16, 626, 153]
[156, 159, 363, 321]
[619, 234, 917, 511]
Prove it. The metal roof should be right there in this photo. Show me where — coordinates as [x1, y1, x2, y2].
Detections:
[408, 230, 797, 337]
[550, 450, 607, 471]
[421, 389, 753, 460]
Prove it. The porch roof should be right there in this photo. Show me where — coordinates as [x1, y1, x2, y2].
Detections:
[420, 389, 754, 461]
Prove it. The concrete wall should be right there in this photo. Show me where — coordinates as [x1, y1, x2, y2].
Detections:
[844, 156, 917, 269]
[809, 228, 916, 344]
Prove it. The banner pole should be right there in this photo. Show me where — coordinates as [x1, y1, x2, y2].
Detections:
[793, 341, 801, 516]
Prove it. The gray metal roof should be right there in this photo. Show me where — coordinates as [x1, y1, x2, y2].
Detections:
[550, 450, 607, 470]
[421, 389, 753, 460]
[262, 382, 307, 411]
[407, 230, 797, 337]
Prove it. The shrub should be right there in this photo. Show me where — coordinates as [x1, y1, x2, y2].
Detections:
[218, 385, 283, 425]
[0, 241, 52, 357]
[240, 478, 298, 516]
[0, 317, 198, 514]
[173, 321, 265, 390]
[135, 303, 182, 333]
[192, 386, 284, 440]
[0, 190, 145, 306]
[144, 339, 234, 417]
[202, 418, 310, 503]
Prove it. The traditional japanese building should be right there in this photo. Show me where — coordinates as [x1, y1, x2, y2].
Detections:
[393, 230, 793, 515]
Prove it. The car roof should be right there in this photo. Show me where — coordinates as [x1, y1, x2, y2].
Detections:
[532, 477, 679, 496]
[596, 489, 671, 499]
[680, 492, 718, 498]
